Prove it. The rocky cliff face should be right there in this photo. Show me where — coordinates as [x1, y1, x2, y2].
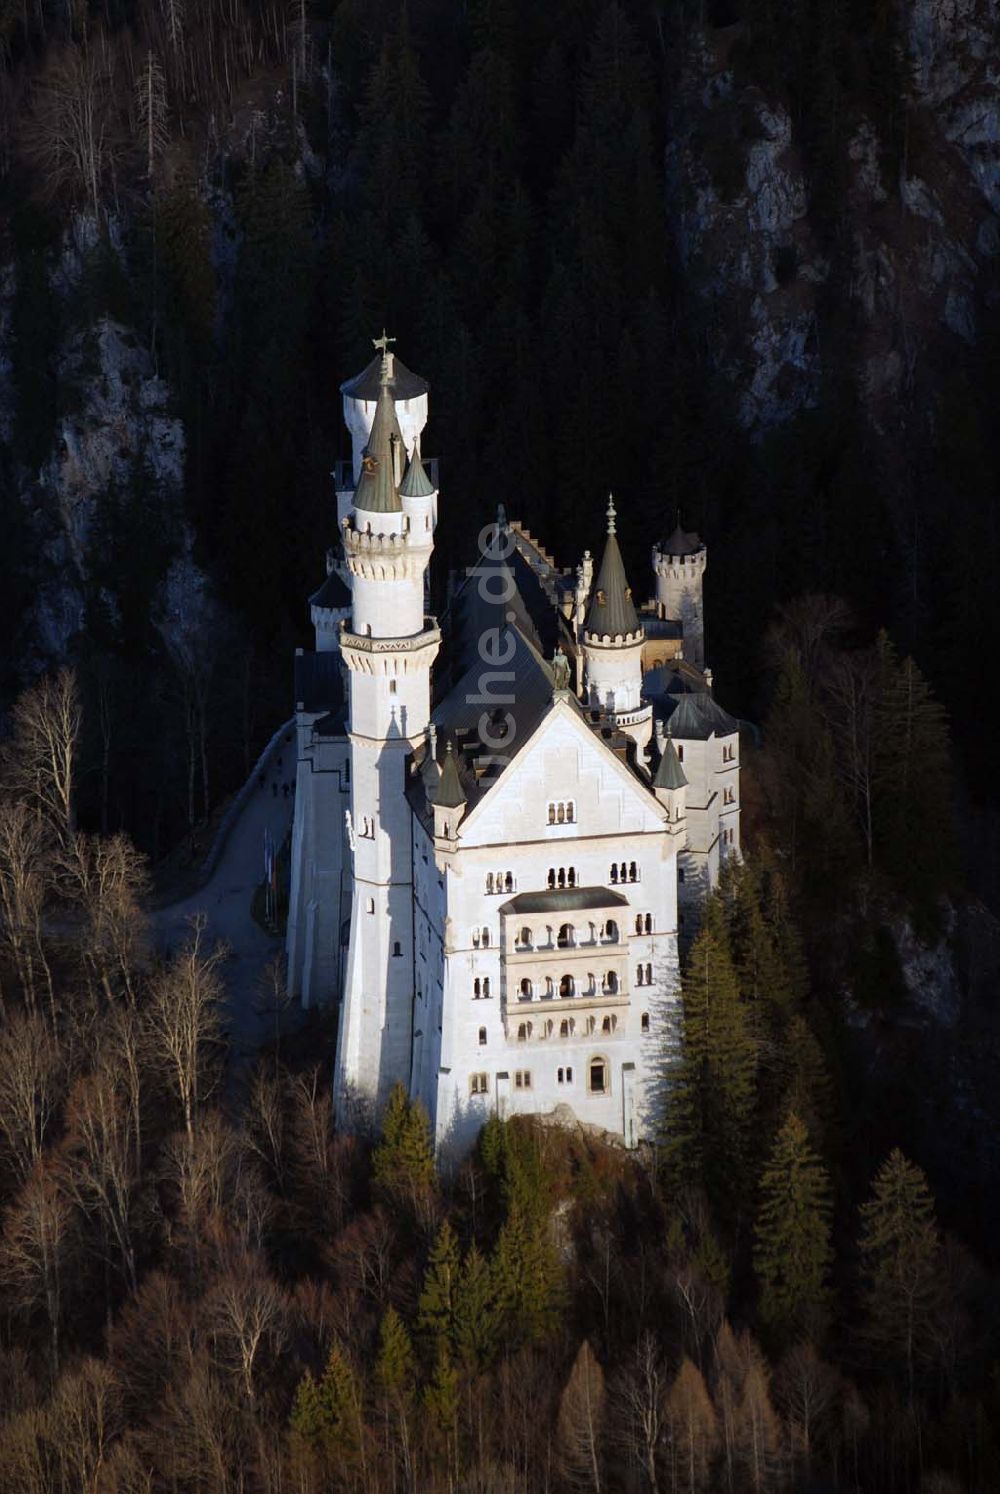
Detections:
[666, 6, 999, 439]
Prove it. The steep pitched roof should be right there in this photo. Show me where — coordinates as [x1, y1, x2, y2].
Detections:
[653, 735, 687, 789]
[341, 352, 428, 402]
[661, 523, 703, 557]
[353, 362, 404, 514]
[584, 496, 640, 640]
[309, 569, 351, 610]
[660, 692, 739, 741]
[399, 446, 436, 498]
[434, 741, 467, 808]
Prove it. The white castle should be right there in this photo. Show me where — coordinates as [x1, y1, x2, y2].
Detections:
[286, 337, 741, 1154]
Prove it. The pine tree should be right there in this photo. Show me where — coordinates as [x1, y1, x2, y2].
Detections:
[416, 1219, 460, 1354]
[753, 1113, 833, 1346]
[666, 898, 759, 1214]
[372, 1083, 436, 1215]
[422, 1338, 460, 1477]
[491, 1204, 562, 1348]
[779, 1016, 835, 1152]
[453, 1242, 498, 1369]
[289, 1368, 328, 1442]
[376, 1306, 414, 1400]
[859, 1149, 942, 1397]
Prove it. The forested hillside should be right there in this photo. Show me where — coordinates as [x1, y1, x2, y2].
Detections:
[0, 0, 997, 861]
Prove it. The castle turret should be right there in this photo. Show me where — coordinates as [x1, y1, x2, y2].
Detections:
[652, 720, 687, 844]
[582, 496, 652, 751]
[309, 557, 351, 653]
[652, 520, 707, 672]
[335, 335, 441, 1124]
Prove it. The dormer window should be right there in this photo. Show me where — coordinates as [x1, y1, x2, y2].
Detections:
[595, 589, 606, 605]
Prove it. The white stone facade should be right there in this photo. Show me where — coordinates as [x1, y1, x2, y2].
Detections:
[286, 343, 741, 1155]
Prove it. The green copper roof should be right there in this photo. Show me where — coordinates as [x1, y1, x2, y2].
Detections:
[434, 741, 466, 808]
[662, 522, 703, 557]
[585, 496, 640, 640]
[353, 360, 404, 514]
[653, 735, 687, 790]
[399, 445, 436, 498]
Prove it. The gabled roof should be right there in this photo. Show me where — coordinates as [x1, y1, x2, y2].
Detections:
[653, 735, 687, 789]
[341, 352, 428, 402]
[399, 446, 436, 498]
[353, 363, 403, 514]
[309, 569, 351, 610]
[584, 496, 640, 640]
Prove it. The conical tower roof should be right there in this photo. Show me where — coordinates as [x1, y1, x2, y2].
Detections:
[353, 356, 404, 514]
[399, 445, 436, 498]
[653, 733, 687, 790]
[584, 496, 640, 639]
[433, 740, 467, 809]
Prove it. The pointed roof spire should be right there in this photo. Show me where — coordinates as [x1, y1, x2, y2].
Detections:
[434, 740, 467, 809]
[653, 732, 687, 791]
[353, 354, 404, 514]
[584, 493, 640, 640]
[399, 444, 436, 498]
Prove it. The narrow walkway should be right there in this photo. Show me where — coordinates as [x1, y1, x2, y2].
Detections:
[151, 730, 300, 1059]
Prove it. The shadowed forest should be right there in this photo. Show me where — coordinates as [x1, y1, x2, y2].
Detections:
[1, 0, 999, 1489]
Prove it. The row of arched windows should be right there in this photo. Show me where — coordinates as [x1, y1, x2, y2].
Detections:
[634, 914, 654, 934]
[516, 1014, 620, 1040]
[610, 862, 640, 884]
[547, 800, 576, 824]
[516, 971, 620, 1000]
[485, 872, 515, 894]
[516, 919, 619, 950]
[635, 963, 654, 986]
[547, 867, 577, 889]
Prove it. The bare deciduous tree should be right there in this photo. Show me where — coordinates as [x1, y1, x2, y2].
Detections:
[206, 1261, 288, 1404]
[147, 915, 226, 1147]
[664, 1357, 719, 1494]
[61, 1070, 143, 1295]
[557, 1339, 606, 1492]
[0, 1010, 64, 1188]
[5, 668, 80, 847]
[60, 832, 150, 1006]
[134, 48, 168, 180]
[0, 1169, 75, 1373]
[774, 1343, 841, 1468]
[21, 38, 122, 221]
[612, 1333, 665, 1493]
[48, 1356, 122, 1494]
[0, 797, 56, 1017]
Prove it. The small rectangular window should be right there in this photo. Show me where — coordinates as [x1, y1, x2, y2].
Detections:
[478, 1026, 487, 1046]
[469, 1073, 489, 1095]
[515, 1070, 532, 1090]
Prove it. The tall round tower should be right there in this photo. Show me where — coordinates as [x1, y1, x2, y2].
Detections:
[652, 522, 707, 673]
[582, 496, 652, 751]
[335, 337, 441, 1122]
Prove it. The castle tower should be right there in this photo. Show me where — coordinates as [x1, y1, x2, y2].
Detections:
[334, 335, 441, 1123]
[582, 496, 652, 751]
[652, 520, 707, 672]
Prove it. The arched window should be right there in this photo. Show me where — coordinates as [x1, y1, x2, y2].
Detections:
[545, 976, 555, 998]
[629, 862, 638, 882]
[485, 873, 494, 894]
[473, 978, 481, 998]
[557, 923, 573, 948]
[645, 914, 653, 934]
[392, 941, 402, 956]
[559, 974, 575, 998]
[517, 1022, 532, 1041]
[557, 868, 566, 888]
[605, 971, 618, 994]
[557, 803, 565, 823]
[568, 867, 577, 887]
[602, 1015, 616, 1034]
[544, 1020, 553, 1038]
[635, 915, 643, 935]
[483, 977, 491, 997]
[560, 1019, 572, 1037]
[472, 930, 480, 948]
[604, 920, 618, 943]
[481, 928, 490, 947]
[645, 963, 652, 985]
[636, 965, 644, 987]
[588, 1056, 608, 1093]
[478, 1026, 487, 1045]
[520, 978, 533, 1000]
[519, 926, 532, 948]
[505, 872, 514, 891]
[641, 1012, 650, 1032]
[676, 744, 684, 762]
[547, 868, 556, 889]
[610, 864, 618, 884]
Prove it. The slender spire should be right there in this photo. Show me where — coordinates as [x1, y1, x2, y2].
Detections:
[399, 444, 436, 498]
[584, 492, 640, 639]
[353, 352, 404, 514]
[434, 739, 467, 808]
[653, 731, 687, 790]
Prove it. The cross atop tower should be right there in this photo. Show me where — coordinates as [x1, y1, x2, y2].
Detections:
[373, 329, 396, 385]
[372, 328, 396, 356]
